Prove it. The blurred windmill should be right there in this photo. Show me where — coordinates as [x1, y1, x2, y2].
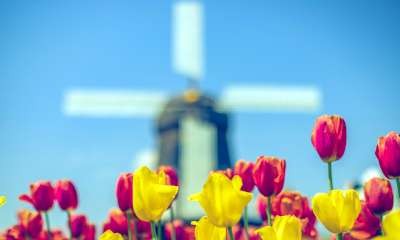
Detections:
[63, 1, 322, 219]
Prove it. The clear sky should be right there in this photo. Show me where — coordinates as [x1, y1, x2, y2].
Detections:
[1, 0, 399, 231]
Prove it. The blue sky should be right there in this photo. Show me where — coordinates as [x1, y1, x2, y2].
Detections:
[1, 0, 400, 231]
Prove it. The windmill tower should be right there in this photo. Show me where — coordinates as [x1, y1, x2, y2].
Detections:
[63, 1, 322, 220]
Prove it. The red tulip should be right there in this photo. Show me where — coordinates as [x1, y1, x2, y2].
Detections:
[135, 218, 152, 239]
[116, 173, 133, 212]
[69, 214, 88, 238]
[183, 226, 195, 240]
[311, 115, 346, 162]
[271, 191, 308, 218]
[234, 160, 255, 192]
[3, 225, 24, 240]
[375, 131, 400, 179]
[239, 227, 260, 240]
[82, 223, 96, 240]
[103, 209, 128, 236]
[253, 156, 286, 197]
[158, 166, 179, 186]
[302, 208, 318, 239]
[364, 177, 393, 215]
[17, 209, 43, 238]
[256, 195, 268, 223]
[38, 229, 67, 240]
[19, 181, 55, 212]
[164, 220, 185, 240]
[55, 180, 78, 211]
[348, 201, 380, 240]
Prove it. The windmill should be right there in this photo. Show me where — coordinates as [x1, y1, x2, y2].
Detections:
[62, 1, 322, 220]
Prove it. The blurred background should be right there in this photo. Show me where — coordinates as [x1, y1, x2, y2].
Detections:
[1, 0, 400, 234]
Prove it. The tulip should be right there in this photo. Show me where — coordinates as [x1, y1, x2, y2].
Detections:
[234, 160, 255, 240]
[164, 220, 185, 240]
[157, 166, 179, 186]
[302, 208, 318, 239]
[99, 230, 124, 240]
[133, 166, 178, 222]
[82, 224, 96, 240]
[253, 156, 286, 225]
[347, 201, 380, 240]
[37, 229, 68, 240]
[135, 218, 152, 239]
[189, 173, 252, 228]
[183, 226, 195, 240]
[19, 181, 55, 240]
[256, 215, 302, 240]
[312, 189, 361, 240]
[3, 225, 24, 240]
[0, 195, 6, 207]
[103, 209, 128, 236]
[364, 177, 393, 215]
[18, 209, 43, 238]
[243, 227, 261, 240]
[375, 131, 400, 199]
[311, 115, 346, 192]
[271, 191, 308, 218]
[116, 173, 134, 240]
[311, 115, 346, 163]
[19, 181, 55, 212]
[191, 216, 226, 240]
[214, 168, 235, 179]
[256, 195, 268, 223]
[69, 214, 88, 238]
[374, 209, 400, 239]
[55, 180, 78, 211]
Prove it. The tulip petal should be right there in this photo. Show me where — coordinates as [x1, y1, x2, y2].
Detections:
[312, 192, 341, 233]
[382, 210, 400, 237]
[192, 216, 226, 240]
[19, 194, 34, 205]
[99, 230, 124, 240]
[256, 226, 277, 240]
[0, 195, 6, 207]
[339, 190, 361, 232]
[273, 216, 302, 240]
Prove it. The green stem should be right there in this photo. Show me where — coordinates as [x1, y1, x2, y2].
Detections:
[396, 178, 400, 200]
[169, 208, 176, 240]
[337, 233, 343, 240]
[328, 162, 334, 191]
[151, 222, 158, 240]
[243, 206, 250, 240]
[44, 212, 52, 240]
[157, 221, 162, 240]
[67, 211, 72, 240]
[125, 212, 132, 240]
[227, 226, 235, 240]
[265, 196, 272, 226]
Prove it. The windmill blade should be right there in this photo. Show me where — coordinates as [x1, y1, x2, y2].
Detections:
[63, 89, 168, 117]
[219, 85, 322, 113]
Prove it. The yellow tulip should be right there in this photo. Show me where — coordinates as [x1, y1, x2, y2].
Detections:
[0, 196, 6, 207]
[192, 216, 226, 240]
[312, 189, 361, 234]
[373, 209, 400, 240]
[189, 173, 252, 227]
[99, 230, 124, 240]
[256, 215, 302, 240]
[133, 166, 179, 222]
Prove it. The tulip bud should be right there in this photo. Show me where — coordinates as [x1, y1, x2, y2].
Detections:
[158, 165, 179, 186]
[253, 156, 286, 197]
[364, 177, 394, 215]
[348, 201, 380, 239]
[115, 173, 133, 212]
[311, 115, 346, 162]
[164, 220, 185, 240]
[103, 209, 128, 236]
[375, 131, 400, 179]
[19, 181, 55, 212]
[55, 180, 78, 211]
[3, 225, 24, 240]
[69, 214, 88, 238]
[234, 160, 255, 192]
[17, 209, 43, 238]
[38, 229, 67, 240]
[135, 218, 152, 239]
